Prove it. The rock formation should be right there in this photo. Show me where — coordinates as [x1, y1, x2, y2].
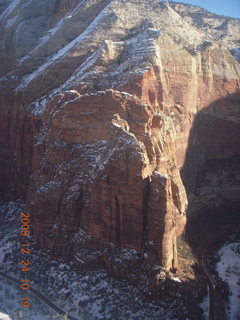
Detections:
[0, 0, 239, 277]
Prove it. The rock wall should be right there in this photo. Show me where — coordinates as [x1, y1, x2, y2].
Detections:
[182, 93, 240, 251]
[0, 91, 34, 199]
[27, 89, 186, 269]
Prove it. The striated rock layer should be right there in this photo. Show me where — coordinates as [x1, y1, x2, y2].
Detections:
[0, 0, 240, 276]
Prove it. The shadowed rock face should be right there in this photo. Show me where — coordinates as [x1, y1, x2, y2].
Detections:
[0, 0, 239, 272]
[182, 93, 240, 251]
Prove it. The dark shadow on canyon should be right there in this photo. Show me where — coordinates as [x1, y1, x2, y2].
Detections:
[176, 92, 240, 319]
[181, 92, 240, 256]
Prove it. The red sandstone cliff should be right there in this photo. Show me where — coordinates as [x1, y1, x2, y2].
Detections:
[0, 0, 239, 275]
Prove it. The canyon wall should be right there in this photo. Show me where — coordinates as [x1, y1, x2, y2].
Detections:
[0, 0, 239, 272]
[182, 92, 240, 252]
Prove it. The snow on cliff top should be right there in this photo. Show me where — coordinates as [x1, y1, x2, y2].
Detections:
[5, 0, 208, 91]
[1, 0, 239, 98]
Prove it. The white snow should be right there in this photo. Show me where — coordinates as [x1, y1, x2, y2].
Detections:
[31, 88, 61, 115]
[0, 275, 61, 320]
[199, 295, 208, 320]
[171, 277, 181, 283]
[154, 171, 169, 179]
[0, 0, 20, 20]
[0, 312, 13, 320]
[19, 0, 90, 64]
[199, 285, 209, 320]
[16, 1, 115, 91]
[37, 181, 60, 194]
[63, 42, 111, 87]
[0, 240, 13, 264]
[112, 122, 122, 128]
[216, 242, 240, 320]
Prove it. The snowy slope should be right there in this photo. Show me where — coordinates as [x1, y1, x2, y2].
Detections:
[0, 276, 61, 320]
[0, 200, 180, 320]
[1, 0, 239, 101]
[216, 242, 240, 320]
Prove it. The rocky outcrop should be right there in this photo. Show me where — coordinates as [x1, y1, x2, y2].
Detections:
[0, 0, 239, 276]
[27, 89, 186, 270]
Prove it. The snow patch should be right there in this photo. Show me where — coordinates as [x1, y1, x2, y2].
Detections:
[216, 242, 240, 319]
[154, 171, 169, 179]
[31, 88, 60, 115]
[171, 277, 181, 283]
[16, 2, 115, 91]
[199, 285, 209, 320]
[0, 312, 13, 320]
[37, 181, 60, 194]
[0, 0, 20, 20]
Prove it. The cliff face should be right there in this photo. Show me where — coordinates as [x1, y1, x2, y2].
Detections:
[27, 88, 187, 270]
[0, 0, 239, 272]
[182, 92, 240, 252]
